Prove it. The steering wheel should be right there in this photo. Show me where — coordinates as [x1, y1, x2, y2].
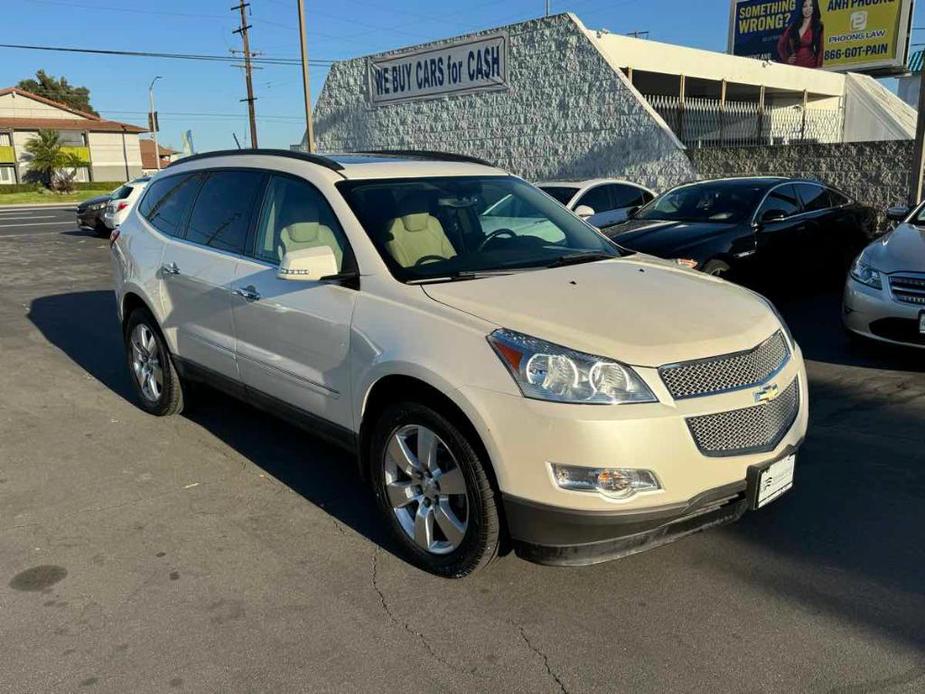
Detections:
[478, 228, 516, 251]
[414, 255, 447, 266]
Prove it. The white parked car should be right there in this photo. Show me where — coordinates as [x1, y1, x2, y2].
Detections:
[111, 150, 807, 577]
[537, 179, 655, 228]
[103, 177, 150, 230]
[843, 203, 925, 348]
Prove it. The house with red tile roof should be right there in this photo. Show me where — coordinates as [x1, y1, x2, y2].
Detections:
[0, 87, 147, 185]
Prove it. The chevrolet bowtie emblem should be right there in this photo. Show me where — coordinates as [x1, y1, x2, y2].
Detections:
[754, 383, 781, 404]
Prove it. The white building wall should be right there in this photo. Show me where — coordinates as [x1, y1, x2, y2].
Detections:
[313, 13, 696, 191]
[87, 131, 143, 181]
[0, 92, 85, 119]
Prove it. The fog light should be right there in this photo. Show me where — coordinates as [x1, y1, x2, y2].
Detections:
[550, 464, 661, 499]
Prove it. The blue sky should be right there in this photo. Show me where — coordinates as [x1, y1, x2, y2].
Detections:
[3, 0, 924, 152]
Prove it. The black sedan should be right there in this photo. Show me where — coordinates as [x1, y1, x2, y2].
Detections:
[600, 177, 875, 286]
[77, 193, 112, 236]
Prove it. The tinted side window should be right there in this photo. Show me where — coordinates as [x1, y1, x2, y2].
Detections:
[576, 186, 612, 212]
[186, 170, 265, 254]
[758, 184, 802, 219]
[796, 183, 831, 212]
[609, 184, 649, 208]
[829, 189, 852, 207]
[252, 175, 350, 271]
[138, 174, 203, 238]
[112, 185, 133, 200]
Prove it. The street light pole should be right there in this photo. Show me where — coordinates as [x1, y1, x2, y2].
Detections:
[911, 66, 925, 205]
[149, 76, 163, 171]
[297, 0, 315, 153]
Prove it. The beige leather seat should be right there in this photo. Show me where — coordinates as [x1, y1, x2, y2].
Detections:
[384, 193, 456, 267]
[276, 197, 342, 269]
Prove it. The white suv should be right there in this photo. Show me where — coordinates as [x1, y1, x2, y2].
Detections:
[111, 150, 808, 577]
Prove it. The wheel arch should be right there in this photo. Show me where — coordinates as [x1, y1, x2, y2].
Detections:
[357, 372, 509, 544]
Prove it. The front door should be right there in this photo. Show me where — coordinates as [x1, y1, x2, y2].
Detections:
[232, 174, 357, 430]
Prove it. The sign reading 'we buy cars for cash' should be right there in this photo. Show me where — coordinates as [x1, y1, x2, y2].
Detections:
[368, 33, 508, 105]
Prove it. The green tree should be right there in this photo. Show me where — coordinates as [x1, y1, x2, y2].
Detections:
[23, 130, 90, 192]
[17, 70, 98, 116]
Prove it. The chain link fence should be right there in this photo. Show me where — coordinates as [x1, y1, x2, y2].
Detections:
[645, 95, 844, 148]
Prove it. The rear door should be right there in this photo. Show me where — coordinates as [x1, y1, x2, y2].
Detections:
[755, 184, 805, 276]
[158, 169, 266, 382]
[232, 174, 358, 430]
[794, 182, 832, 268]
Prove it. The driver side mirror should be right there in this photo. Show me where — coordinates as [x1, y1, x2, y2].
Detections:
[626, 205, 640, 219]
[886, 205, 910, 222]
[759, 208, 787, 225]
[574, 205, 595, 219]
[277, 246, 339, 281]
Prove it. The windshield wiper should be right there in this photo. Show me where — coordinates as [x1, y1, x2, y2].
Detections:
[407, 270, 515, 285]
[546, 251, 616, 268]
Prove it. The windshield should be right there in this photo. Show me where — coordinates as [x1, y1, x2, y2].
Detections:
[635, 180, 769, 224]
[538, 186, 579, 205]
[337, 176, 621, 283]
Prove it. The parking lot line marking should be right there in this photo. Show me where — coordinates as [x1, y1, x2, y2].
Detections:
[0, 215, 58, 220]
[0, 221, 75, 228]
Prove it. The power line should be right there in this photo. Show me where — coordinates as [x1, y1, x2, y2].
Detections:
[0, 43, 333, 66]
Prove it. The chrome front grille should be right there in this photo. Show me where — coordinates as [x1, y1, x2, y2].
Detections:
[686, 378, 800, 457]
[890, 275, 925, 305]
[659, 331, 790, 400]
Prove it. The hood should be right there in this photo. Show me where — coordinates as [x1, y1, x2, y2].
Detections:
[863, 224, 925, 274]
[606, 218, 739, 256]
[78, 194, 111, 212]
[422, 256, 779, 367]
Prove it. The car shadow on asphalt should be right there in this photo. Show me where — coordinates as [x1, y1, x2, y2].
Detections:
[27, 289, 398, 556]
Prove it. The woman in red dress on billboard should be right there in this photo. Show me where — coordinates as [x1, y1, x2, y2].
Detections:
[777, 0, 824, 68]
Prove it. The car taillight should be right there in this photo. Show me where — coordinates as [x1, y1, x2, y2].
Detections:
[117, 202, 128, 212]
[109, 228, 120, 248]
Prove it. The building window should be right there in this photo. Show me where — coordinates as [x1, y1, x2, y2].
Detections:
[0, 133, 11, 146]
[58, 131, 87, 146]
[0, 166, 15, 184]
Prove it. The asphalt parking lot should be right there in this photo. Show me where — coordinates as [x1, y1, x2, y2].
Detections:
[0, 207, 923, 693]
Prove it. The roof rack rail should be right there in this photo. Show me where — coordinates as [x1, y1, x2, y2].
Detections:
[355, 149, 495, 167]
[166, 148, 345, 172]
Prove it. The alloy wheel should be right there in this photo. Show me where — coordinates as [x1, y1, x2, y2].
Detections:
[383, 424, 469, 555]
[130, 323, 164, 403]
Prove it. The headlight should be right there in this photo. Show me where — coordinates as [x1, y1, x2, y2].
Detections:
[551, 464, 661, 499]
[849, 255, 883, 290]
[487, 329, 657, 405]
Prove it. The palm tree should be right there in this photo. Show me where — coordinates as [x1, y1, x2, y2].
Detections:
[23, 129, 89, 191]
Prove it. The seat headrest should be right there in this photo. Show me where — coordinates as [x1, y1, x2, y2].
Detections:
[398, 193, 431, 233]
[281, 197, 320, 242]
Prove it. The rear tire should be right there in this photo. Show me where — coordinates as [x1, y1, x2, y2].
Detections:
[370, 401, 500, 578]
[124, 308, 184, 416]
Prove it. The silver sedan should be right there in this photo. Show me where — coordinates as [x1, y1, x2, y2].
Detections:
[843, 204, 925, 348]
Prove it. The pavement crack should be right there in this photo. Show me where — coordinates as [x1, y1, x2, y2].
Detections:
[519, 626, 567, 694]
[370, 548, 468, 677]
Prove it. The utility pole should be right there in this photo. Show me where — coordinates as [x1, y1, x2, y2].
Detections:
[911, 66, 925, 204]
[232, 1, 259, 148]
[297, 0, 315, 153]
[148, 75, 162, 171]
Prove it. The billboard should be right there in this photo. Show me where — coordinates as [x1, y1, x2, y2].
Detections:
[368, 32, 508, 106]
[729, 0, 915, 75]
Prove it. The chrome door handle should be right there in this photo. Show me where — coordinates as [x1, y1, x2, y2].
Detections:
[232, 285, 261, 301]
[160, 262, 180, 276]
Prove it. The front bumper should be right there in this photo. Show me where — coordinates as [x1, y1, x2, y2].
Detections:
[843, 276, 925, 348]
[77, 210, 103, 230]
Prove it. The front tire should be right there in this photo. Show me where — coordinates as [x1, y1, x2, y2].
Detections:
[370, 402, 501, 577]
[124, 308, 184, 416]
[702, 259, 731, 278]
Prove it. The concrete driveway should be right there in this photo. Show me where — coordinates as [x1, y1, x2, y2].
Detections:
[0, 216, 923, 692]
